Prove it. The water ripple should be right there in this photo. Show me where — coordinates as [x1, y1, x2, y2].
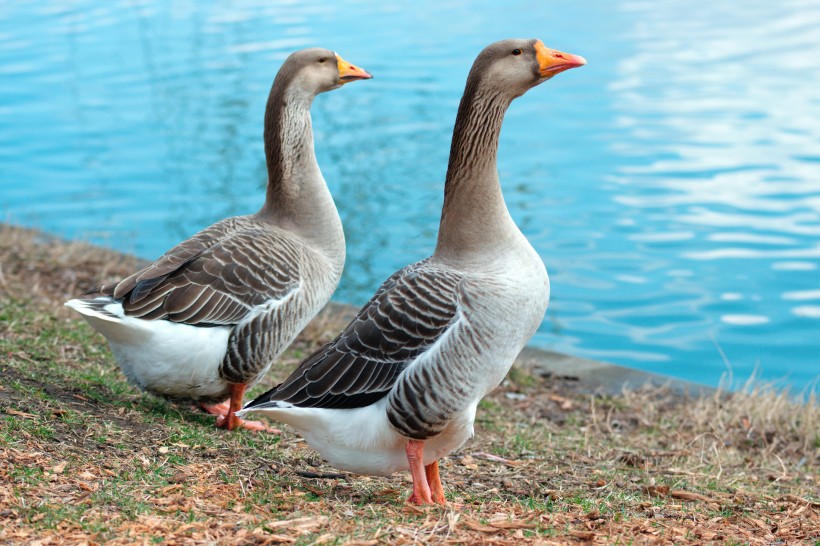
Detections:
[1, 0, 818, 389]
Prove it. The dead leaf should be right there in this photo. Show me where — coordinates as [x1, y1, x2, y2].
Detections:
[643, 484, 670, 497]
[781, 494, 820, 508]
[6, 409, 36, 419]
[670, 490, 716, 503]
[258, 534, 295, 543]
[471, 451, 520, 466]
[463, 520, 500, 533]
[618, 451, 646, 467]
[167, 472, 188, 484]
[744, 516, 771, 532]
[548, 393, 574, 409]
[489, 520, 535, 530]
[459, 454, 478, 470]
[585, 509, 601, 520]
[309, 534, 335, 545]
[266, 516, 329, 533]
[51, 461, 67, 474]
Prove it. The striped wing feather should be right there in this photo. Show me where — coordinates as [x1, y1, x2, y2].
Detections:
[100, 218, 302, 326]
[253, 259, 462, 409]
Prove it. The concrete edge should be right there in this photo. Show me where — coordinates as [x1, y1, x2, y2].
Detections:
[515, 347, 716, 397]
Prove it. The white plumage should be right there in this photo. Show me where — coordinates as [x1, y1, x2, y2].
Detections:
[65, 297, 231, 400]
[242, 399, 478, 476]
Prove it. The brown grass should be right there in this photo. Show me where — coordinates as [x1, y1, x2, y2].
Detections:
[1, 223, 818, 545]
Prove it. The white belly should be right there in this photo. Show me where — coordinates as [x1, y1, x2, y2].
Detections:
[109, 320, 231, 400]
[241, 398, 478, 476]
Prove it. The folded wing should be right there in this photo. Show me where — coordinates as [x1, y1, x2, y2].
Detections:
[248, 259, 463, 409]
[99, 218, 302, 326]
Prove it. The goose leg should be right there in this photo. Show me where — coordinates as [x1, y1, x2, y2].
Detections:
[424, 460, 447, 505]
[406, 439, 433, 504]
[204, 384, 280, 433]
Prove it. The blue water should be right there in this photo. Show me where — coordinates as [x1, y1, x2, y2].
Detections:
[2, 1, 819, 391]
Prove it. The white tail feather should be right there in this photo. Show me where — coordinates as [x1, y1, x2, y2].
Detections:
[65, 297, 123, 323]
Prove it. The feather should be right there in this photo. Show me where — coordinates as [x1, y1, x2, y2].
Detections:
[246, 259, 461, 410]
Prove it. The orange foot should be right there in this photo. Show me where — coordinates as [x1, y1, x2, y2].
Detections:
[200, 384, 280, 433]
[201, 402, 280, 432]
[214, 412, 280, 433]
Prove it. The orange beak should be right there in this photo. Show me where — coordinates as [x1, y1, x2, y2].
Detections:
[534, 40, 586, 77]
[336, 54, 373, 83]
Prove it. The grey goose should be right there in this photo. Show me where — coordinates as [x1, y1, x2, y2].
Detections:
[65, 48, 372, 431]
[239, 39, 585, 502]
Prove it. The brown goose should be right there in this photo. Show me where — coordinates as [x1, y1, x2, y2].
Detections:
[65, 48, 372, 431]
[239, 39, 585, 501]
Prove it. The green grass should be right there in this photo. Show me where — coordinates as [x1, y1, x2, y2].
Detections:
[1, 222, 819, 545]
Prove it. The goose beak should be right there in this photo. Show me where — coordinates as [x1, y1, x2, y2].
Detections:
[336, 54, 373, 83]
[534, 40, 586, 77]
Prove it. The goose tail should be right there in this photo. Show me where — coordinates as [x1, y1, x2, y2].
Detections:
[65, 296, 124, 323]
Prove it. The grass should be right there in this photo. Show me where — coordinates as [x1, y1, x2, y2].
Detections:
[0, 222, 818, 545]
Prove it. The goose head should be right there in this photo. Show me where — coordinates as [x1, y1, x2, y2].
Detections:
[282, 48, 372, 96]
[469, 39, 586, 99]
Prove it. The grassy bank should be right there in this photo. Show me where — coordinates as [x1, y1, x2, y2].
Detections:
[1, 223, 818, 545]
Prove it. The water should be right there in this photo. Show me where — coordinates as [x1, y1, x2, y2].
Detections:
[2, 0, 819, 390]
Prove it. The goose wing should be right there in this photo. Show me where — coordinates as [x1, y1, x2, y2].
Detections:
[246, 259, 463, 410]
[100, 219, 302, 326]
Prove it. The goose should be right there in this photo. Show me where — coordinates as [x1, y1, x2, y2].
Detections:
[65, 48, 372, 432]
[239, 39, 585, 503]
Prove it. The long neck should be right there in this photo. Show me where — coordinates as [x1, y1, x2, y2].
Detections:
[261, 81, 318, 214]
[257, 81, 344, 267]
[434, 79, 517, 263]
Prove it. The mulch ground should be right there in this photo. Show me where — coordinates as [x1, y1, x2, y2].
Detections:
[1, 223, 818, 545]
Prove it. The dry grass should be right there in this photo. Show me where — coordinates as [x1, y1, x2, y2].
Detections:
[1, 223, 818, 545]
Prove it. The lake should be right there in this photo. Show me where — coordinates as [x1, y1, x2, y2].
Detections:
[2, 0, 819, 390]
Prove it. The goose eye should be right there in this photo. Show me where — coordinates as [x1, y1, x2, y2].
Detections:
[318, 57, 327, 63]
[512, 49, 522, 56]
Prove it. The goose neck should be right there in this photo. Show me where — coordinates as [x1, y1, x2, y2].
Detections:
[261, 86, 317, 212]
[257, 85, 344, 266]
[434, 85, 516, 263]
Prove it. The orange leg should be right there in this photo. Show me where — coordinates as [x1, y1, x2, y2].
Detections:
[425, 460, 447, 505]
[405, 440, 433, 504]
[201, 384, 279, 433]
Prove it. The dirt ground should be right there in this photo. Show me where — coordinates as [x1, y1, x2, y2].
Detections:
[1, 223, 818, 545]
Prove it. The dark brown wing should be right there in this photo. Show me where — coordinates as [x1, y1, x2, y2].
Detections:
[100, 217, 302, 326]
[245, 259, 462, 410]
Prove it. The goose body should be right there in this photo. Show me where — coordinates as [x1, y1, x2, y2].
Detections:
[241, 38, 585, 500]
[242, 248, 548, 475]
[65, 218, 338, 404]
[66, 49, 372, 430]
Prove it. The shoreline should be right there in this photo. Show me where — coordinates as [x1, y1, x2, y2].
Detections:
[1, 221, 714, 397]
